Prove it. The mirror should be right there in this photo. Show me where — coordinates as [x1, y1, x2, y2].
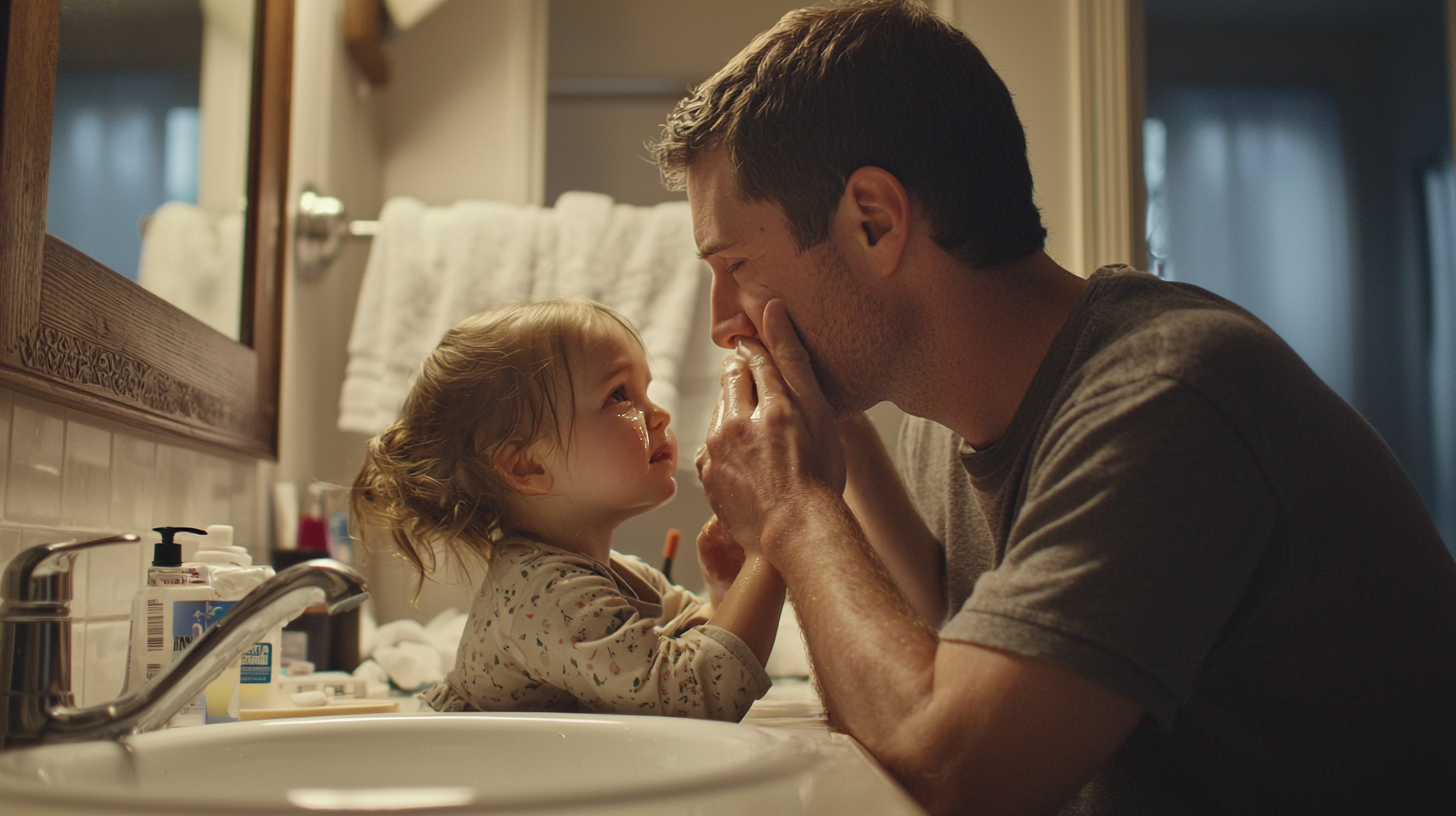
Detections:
[48, 0, 254, 341]
[0, 0, 291, 458]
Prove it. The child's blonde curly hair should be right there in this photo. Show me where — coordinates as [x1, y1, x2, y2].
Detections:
[352, 299, 642, 595]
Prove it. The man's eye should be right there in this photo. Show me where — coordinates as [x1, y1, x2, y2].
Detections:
[608, 386, 630, 404]
[726, 261, 745, 275]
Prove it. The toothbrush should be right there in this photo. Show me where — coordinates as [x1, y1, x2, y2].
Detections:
[661, 528, 682, 582]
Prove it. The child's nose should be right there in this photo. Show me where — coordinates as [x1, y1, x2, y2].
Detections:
[646, 401, 671, 430]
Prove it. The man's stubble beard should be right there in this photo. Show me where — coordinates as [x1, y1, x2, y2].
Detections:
[797, 242, 908, 419]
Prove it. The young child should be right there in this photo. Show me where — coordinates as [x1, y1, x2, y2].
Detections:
[353, 299, 785, 721]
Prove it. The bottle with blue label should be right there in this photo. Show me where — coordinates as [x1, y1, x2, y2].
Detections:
[124, 526, 282, 726]
[192, 524, 280, 714]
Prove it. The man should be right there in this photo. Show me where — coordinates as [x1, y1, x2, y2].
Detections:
[653, 1, 1456, 814]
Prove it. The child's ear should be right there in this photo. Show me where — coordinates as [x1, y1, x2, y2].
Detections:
[493, 443, 552, 495]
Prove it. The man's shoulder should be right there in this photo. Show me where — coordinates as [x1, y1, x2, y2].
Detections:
[1073, 267, 1296, 393]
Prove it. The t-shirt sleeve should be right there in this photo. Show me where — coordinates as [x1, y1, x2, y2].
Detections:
[506, 559, 771, 721]
[941, 377, 1277, 728]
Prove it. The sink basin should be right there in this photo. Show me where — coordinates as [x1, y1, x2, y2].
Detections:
[0, 711, 825, 815]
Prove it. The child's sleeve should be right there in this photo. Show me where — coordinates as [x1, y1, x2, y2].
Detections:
[613, 553, 708, 631]
[508, 560, 771, 721]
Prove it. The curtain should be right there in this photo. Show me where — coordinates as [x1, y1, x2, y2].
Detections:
[1423, 162, 1456, 550]
[1147, 85, 1355, 402]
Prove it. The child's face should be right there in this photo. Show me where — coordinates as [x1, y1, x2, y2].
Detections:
[542, 325, 678, 518]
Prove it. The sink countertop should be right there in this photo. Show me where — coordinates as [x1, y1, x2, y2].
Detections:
[241, 676, 923, 815]
[743, 678, 927, 816]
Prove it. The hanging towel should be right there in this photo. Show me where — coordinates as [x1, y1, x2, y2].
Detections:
[138, 202, 244, 338]
[338, 193, 709, 459]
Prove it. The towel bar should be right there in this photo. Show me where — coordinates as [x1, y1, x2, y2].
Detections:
[295, 186, 379, 283]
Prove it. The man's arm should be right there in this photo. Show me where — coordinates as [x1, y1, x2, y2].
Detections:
[838, 412, 947, 627]
[699, 300, 1143, 816]
[766, 489, 1143, 816]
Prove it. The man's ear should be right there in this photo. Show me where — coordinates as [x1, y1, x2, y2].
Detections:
[493, 442, 553, 496]
[839, 166, 911, 277]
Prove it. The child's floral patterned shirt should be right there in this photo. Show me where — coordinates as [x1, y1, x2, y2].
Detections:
[421, 537, 771, 721]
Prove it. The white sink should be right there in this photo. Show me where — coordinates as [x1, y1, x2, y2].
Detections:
[0, 711, 827, 815]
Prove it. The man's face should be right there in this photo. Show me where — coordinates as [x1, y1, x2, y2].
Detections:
[684, 149, 886, 414]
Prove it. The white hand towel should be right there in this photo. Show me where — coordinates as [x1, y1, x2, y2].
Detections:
[339, 194, 707, 438]
[339, 197, 426, 434]
[638, 202, 706, 423]
[373, 640, 445, 692]
[551, 191, 616, 302]
[138, 202, 243, 339]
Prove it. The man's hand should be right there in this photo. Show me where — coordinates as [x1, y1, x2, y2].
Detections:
[695, 515, 744, 609]
[697, 299, 847, 559]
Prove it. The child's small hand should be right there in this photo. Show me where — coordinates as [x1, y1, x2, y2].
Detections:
[697, 515, 745, 609]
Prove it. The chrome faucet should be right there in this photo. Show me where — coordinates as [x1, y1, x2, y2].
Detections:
[0, 534, 369, 750]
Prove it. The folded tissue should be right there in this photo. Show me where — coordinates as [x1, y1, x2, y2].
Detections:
[360, 609, 466, 692]
[291, 690, 330, 707]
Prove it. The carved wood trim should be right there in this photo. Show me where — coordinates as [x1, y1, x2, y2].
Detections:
[15, 324, 248, 433]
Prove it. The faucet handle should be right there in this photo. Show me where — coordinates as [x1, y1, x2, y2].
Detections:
[1, 533, 141, 606]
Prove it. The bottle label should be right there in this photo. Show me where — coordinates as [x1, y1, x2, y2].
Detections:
[171, 600, 237, 651]
[144, 598, 165, 680]
[241, 642, 273, 684]
[170, 600, 239, 725]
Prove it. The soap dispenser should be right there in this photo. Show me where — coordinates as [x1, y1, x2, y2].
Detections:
[124, 526, 221, 727]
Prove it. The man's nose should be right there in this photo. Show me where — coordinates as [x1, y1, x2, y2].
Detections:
[709, 268, 756, 349]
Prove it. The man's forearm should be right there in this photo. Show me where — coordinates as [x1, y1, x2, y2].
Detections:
[839, 414, 948, 626]
[765, 489, 1145, 816]
[765, 487, 940, 749]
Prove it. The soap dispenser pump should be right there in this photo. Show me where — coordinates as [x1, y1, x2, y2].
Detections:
[148, 526, 210, 586]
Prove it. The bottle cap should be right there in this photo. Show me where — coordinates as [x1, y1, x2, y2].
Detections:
[204, 524, 234, 547]
[152, 526, 206, 567]
[193, 524, 253, 566]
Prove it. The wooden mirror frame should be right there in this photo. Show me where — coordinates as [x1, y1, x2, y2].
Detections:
[0, 0, 292, 459]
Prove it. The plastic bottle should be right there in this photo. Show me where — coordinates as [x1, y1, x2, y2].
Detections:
[123, 526, 221, 727]
[195, 524, 281, 714]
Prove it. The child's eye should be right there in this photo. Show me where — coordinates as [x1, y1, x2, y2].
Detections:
[607, 386, 630, 405]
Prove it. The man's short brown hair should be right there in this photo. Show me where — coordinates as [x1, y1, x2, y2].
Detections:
[653, 0, 1046, 269]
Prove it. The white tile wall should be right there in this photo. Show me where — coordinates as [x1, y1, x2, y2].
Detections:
[61, 417, 111, 528]
[110, 434, 157, 531]
[8, 396, 65, 525]
[82, 620, 132, 705]
[0, 387, 265, 706]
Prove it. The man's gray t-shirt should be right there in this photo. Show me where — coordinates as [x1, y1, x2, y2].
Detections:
[899, 266, 1456, 814]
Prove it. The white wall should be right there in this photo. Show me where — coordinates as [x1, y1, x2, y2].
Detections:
[377, 0, 547, 206]
[278, 0, 382, 501]
[953, 0, 1082, 273]
[196, 0, 255, 214]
